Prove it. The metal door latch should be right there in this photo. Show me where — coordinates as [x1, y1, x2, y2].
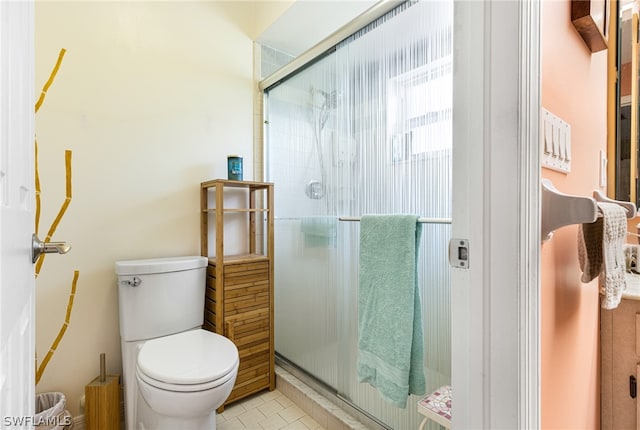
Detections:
[449, 238, 469, 269]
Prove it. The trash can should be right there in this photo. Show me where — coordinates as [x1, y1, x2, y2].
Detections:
[35, 392, 73, 430]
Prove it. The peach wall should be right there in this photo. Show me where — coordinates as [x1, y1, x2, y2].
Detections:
[541, 1, 608, 429]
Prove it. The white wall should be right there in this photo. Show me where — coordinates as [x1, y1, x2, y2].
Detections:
[33, 0, 280, 417]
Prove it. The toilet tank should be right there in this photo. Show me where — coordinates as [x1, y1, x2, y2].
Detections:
[116, 256, 208, 342]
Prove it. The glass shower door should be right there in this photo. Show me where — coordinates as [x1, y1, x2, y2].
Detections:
[265, 2, 453, 428]
[266, 53, 339, 390]
[332, 3, 452, 427]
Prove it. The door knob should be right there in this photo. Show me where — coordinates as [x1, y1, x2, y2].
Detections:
[32, 234, 71, 263]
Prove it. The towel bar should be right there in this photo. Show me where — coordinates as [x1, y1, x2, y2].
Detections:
[338, 216, 452, 224]
[594, 189, 637, 218]
[276, 216, 454, 225]
[541, 179, 637, 242]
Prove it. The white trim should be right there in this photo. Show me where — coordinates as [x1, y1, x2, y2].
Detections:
[451, 0, 486, 425]
[519, 1, 541, 428]
[452, 0, 540, 427]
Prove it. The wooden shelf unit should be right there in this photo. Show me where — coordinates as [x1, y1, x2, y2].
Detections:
[200, 179, 275, 405]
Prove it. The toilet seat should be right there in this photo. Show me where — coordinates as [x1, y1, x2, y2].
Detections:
[137, 329, 239, 392]
[136, 365, 237, 392]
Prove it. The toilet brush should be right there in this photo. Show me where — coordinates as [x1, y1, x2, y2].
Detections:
[85, 353, 120, 430]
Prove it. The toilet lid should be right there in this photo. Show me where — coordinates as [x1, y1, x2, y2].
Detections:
[138, 329, 238, 385]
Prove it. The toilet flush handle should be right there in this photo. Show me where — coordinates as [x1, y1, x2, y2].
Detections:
[120, 277, 142, 287]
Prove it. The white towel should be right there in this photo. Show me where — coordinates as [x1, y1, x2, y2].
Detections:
[578, 202, 627, 309]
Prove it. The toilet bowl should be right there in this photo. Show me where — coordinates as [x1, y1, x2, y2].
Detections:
[131, 329, 239, 429]
[135, 329, 239, 424]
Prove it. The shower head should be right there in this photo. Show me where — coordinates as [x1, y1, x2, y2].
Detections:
[318, 89, 338, 110]
[310, 87, 338, 110]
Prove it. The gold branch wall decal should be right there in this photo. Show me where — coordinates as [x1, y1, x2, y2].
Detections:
[36, 271, 79, 384]
[35, 138, 41, 234]
[35, 150, 72, 277]
[35, 48, 80, 385]
[35, 48, 65, 237]
[35, 48, 66, 114]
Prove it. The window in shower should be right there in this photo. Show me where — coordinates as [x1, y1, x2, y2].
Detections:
[389, 55, 452, 162]
[264, 1, 452, 429]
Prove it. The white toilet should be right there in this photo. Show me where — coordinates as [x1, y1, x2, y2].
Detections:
[116, 256, 239, 430]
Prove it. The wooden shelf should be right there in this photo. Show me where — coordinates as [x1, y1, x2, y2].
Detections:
[207, 254, 269, 265]
[201, 179, 273, 190]
[200, 179, 275, 407]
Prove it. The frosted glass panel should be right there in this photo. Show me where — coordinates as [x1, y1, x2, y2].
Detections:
[265, 1, 452, 428]
[266, 52, 339, 388]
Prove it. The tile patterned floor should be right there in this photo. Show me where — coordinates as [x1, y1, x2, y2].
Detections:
[217, 389, 325, 430]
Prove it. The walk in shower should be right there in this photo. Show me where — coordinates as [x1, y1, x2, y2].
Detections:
[264, 2, 452, 428]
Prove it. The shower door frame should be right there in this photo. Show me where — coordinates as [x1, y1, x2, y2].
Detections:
[452, 1, 540, 429]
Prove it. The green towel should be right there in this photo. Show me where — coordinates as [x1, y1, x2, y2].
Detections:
[357, 214, 426, 408]
[300, 217, 337, 248]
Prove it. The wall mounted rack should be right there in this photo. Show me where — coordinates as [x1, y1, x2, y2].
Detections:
[541, 178, 637, 241]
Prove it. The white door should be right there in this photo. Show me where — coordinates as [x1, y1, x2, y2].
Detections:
[0, 1, 36, 427]
[452, 1, 540, 428]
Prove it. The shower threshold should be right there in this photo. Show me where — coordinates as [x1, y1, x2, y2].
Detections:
[275, 354, 391, 430]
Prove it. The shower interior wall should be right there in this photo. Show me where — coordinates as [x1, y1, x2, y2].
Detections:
[265, 2, 452, 428]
